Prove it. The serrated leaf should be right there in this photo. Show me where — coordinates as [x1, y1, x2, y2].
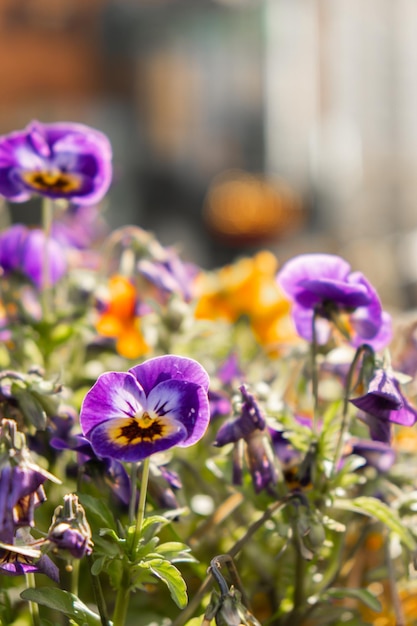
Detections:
[334, 496, 416, 550]
[21, 588, 107, 626]
[147, 559, 188, 608]
[324, 587, 382, 612]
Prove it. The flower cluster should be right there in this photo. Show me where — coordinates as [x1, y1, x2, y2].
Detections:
[0, 119, 417, 626]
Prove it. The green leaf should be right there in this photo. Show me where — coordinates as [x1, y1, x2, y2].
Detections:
[334, 496, 416, 550]
[78, 493, 117, 532]
[21, 588, 108, 626]
[90, 555, 107, 576]
[154, 541, 197, 563]
[324, 587, 382, 612]
[11, 383, 47, 430]
[147, 559, 188, 608]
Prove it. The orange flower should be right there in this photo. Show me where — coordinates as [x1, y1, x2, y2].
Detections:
[194, 251, 298, 351]
[95, 275, 149, 359]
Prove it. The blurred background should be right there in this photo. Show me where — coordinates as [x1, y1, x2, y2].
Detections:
[1, 0, 417, 310]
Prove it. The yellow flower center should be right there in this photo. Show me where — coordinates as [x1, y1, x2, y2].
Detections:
[113, 412, 167, 445]
[22, 170, 82, 194]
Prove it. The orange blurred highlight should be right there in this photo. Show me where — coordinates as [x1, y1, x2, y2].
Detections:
[95, 275, 150, 359]
[203, 170, 304, 245]
[194, 250, 299, 351]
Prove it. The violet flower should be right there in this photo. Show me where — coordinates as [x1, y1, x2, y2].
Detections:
[350, 368, 417, 426]
[214, 385, 278, 494]
[80, 355, 210, 462]
[0, 223, 67, 288]
[0, 120, 112, 205]
[277, 253, 392, 348]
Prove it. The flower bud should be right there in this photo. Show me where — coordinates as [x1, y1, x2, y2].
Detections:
[47, 494, 92, 560]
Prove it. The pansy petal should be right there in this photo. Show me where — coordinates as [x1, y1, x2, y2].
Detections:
[277, 254, 351, 302]
[80, 372, 146, 436]
[147, 379, 210, 445]
[89, 416, 187, 462]
[130, 355, 210, 395]
[20, 230, 67, 288]
[291, 304, 331, 344]
[351, 311, 392, 351]
[0, 224, 28, 271]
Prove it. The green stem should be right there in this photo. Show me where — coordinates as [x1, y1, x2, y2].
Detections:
[311, 308, 320, 434]
[112, 579, 130, 626]
[128, 462, 139, 523]
[88, 555, 110, 626]
[291, 537, 305, 624]
[331, 345, 369, 478]
[70, 558, 79, 596]
[41, 196, 54, 321]
[25, 572, 40, 626]
[134, 457, 151, 548]
[112, 458, 151, 626]
[386, 533, 405, 626]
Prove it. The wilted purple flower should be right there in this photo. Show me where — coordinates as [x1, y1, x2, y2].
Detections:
[0, 120, 112, 205]
[137, 247, 199, 303]
[359, 412, 392, 444]
[80, 355, 210, 462]
[0, 419, 58, 543]
[0, 224, 67, 288]
[277, 254, 392, 348]
[214, 385, 278, 494]
[350, 368, 417, 426]
[0, 530, 59, 582]
[0, 465, 48, 543]
[47, 494, 92, 560]
[214, 385, 266, 446]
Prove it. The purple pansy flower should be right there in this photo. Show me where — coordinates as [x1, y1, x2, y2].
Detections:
[0, 223, 67, 288]
[350, 368, 417, 426]
[80, 355, 210, 462]
[277, 254, 392, 348]
[0, 120, 112, 205]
